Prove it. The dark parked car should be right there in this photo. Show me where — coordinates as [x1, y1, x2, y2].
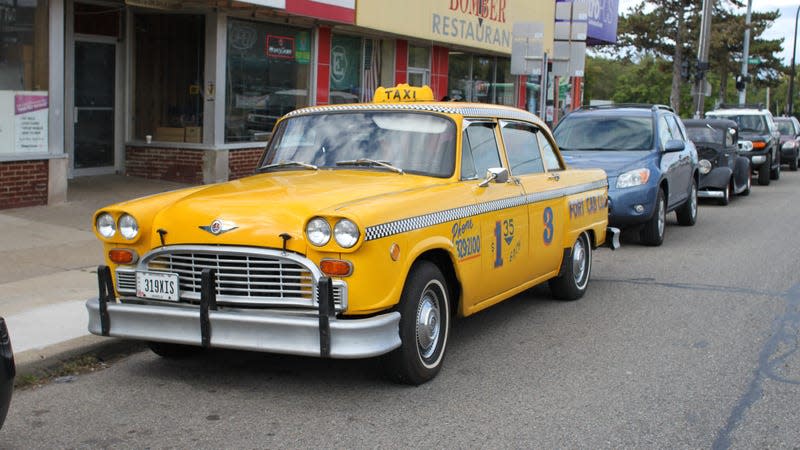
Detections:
[684, 119, 751, 205]
[554, 104, 699, 246]
[706, 106, 781, 185]
[0, 317, 14, 429]
[773, 116, 800, 171]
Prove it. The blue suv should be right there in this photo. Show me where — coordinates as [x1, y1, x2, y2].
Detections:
[553, 105, 699, 246]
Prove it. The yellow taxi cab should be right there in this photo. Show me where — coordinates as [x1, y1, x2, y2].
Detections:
[86, 84, 619, 385]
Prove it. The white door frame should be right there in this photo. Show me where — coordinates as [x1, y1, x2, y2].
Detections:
[66, 12, 124, 178]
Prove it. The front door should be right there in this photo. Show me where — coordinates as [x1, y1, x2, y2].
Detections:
[73, 39, 116, 173]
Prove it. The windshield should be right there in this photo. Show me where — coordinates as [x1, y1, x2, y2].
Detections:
[686, 126, 723, 144]
[554, 116, 654, 151]
[260, 112, 456, 177]
[708, 113, 767, 133]
[775, 120, 795, 135]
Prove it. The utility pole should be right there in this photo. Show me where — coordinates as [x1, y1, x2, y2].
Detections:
[788, 5, 799, 115]
[738, 0, 753, 105]
[693, 0, 714, 118]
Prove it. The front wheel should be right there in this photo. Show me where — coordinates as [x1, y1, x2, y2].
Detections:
[676, 179, 698, 226]
[640, 188, 666, 246]
[549, 231, 593, 301]
[771, 152, 781, 180]
[758, 156, 771, 185]
[384, 261, 450, 385]
[718, 181, 731, 206]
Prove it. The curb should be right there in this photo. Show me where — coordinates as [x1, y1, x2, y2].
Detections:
[14, 335, 145, 378]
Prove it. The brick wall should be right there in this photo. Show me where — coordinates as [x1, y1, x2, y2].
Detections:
[126, 146, 204, 183]
[229, 148, 264, 180]
[0, 160, 49, 209]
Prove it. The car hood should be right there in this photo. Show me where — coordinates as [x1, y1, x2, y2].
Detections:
[739, 131, 771, 142]
[561, 150, 652, 179]
[109, 170, 449, 253]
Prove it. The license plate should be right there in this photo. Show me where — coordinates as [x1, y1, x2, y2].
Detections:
[136, 271, 179, 301]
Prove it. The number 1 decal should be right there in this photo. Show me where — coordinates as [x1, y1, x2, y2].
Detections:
[494, 221, 503, 267]
[543, 207, 554, 245]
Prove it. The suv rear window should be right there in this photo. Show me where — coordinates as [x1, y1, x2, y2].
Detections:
[554, 116, 653, 151]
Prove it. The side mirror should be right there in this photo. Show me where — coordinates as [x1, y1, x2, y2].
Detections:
[478, 167, 509, 187]
[663, 139, 685, 153]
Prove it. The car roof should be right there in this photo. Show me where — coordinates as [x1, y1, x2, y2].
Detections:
[562, 107, 661, 118]
[707, 108, 770, 116]
[284, 101, 550, 129]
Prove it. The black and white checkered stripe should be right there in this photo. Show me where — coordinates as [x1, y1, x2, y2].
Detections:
[364, 179, 608, 241]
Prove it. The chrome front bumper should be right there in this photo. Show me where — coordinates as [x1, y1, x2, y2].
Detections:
[87, 265, 400, 359]
[698, 190, 725, 198]
[86, 298, 401, 358]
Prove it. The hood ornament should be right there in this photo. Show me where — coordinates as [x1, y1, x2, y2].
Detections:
[199, 219, 238, 236]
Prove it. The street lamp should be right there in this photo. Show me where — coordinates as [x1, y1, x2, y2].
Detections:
[788, 5, 800, 115]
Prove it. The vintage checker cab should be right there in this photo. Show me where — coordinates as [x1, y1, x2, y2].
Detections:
[87, 85, 618, 385]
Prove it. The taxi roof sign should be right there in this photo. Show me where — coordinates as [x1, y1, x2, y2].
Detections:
[373, 84, 435, 103]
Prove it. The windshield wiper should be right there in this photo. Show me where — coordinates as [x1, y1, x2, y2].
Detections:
[335, 159, 404, 174]
[261, 161, 319, 171]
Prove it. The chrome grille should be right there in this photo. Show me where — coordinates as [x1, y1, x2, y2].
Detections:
[148, 251, 312, 305]
[116, 268, 136, 293]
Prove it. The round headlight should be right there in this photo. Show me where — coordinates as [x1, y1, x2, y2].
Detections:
[96, 213, 116, 238]
[698, 159, 712, 175]
[306, 217, 331, 246]
[334, 219, 360, 248]
[118, 214, 139, 240]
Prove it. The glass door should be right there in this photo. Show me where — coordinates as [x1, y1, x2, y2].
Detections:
[73, 39, 116, 170]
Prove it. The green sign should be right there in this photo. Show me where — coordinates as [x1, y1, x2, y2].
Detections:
[330, 35, 361, 93]
[748, 57, 762, 64]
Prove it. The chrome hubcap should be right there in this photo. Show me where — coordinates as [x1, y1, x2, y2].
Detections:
[416, 291, 441, 359]
[572, 238, 586, 284]
[690, 185, 697, 217]
[657, 199, 665, 237]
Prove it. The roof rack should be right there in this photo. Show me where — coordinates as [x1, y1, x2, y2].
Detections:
[716, 103, 765, 110]
[578, 103, 674, 113]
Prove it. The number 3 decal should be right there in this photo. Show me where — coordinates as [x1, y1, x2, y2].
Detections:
[543, 207, 554, 245]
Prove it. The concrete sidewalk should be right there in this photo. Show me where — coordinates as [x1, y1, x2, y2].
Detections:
[0, 175, 190, 373]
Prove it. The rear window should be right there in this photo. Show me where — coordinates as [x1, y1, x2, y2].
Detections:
[686, 126, 722, 144]
[775, 120, 795, 135]
[554, 115, 653, 151]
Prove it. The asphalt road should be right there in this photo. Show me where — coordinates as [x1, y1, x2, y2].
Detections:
[3, 170, 800, 448]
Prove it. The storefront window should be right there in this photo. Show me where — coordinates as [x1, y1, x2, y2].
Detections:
[0, 0, 49, 155]
[225, 19, 311, 143]
[134, 14, 204, 143]
[407, 44, 430, 87]
[0, 0, 49, 91]
[329, 34, 361, 104]
[447, 53, 514, 106]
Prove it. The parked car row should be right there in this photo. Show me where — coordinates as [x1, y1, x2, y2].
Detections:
[553, 103, 796, 246]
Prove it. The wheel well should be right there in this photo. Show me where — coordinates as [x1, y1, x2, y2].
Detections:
[416, 250, 461, 318]
[660, 179, 669, 200]
[584, 229, 597, 249]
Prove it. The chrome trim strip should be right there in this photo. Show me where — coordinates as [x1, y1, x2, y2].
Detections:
[86, 298, 400, 359]
[364, 179, 608, 241]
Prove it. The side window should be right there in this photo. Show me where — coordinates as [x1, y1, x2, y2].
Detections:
[461, 123, 502, 180]
[658, 116, 673, 149]
[666, 115, 686, 141]
[538, 133, 563, 171]
[500, 122, 545, 175]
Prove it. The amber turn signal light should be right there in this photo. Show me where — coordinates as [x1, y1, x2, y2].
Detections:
[108, 249, 137, 264]
[752, 141, 767, 150]
[320, 259, 353, 277]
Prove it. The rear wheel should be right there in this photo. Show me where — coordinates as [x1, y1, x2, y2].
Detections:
[549, 231, 593, 301]
[718, 181, 731, 206]
[148, 342, 203, 359]
[676, 179, 698, 226]
[758, 156, 771, 185]
[384, 261, 450, 385]
[640, 189, 666, 246]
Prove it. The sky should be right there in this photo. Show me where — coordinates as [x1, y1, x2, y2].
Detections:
[618, 0, 799, 65]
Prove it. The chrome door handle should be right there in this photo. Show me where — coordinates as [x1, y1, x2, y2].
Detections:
[548, 173, 560, 181]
